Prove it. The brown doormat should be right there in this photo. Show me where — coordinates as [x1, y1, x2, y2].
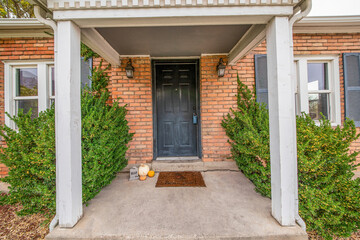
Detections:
[156, 171, 206, 187]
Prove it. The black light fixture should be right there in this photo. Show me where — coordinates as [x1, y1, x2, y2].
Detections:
[125, 59, 134, 78]
[216, 58, 226, 77]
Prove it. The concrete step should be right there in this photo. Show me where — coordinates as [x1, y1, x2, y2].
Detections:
[46, 233, 308, 239]
[121, 160, 240, 173]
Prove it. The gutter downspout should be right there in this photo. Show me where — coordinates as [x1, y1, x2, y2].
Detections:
[288, 0, 312, 233]
[33, 5, 59, 233]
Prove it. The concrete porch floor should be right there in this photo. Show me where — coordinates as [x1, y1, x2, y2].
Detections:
[46, 171, 307, 240]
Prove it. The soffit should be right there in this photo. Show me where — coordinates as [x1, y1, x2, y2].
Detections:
[95, 24, 251, 57]
[0, 18, 53, 38]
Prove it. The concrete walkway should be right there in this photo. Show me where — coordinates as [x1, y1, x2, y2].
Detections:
[47, 171, 307, 240]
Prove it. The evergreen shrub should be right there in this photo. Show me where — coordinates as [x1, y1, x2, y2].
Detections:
[222, 76, 360, 239]
[0, 60, 133, 215]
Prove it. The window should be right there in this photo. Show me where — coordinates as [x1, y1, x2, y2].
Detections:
[255, 55, 341, 125]
[5, 58, 92, 128]
[14, 67, 39, 119]
[5, 61, 53, 128]
[49, 66, 55, 105]
[343, 53, 360, 127]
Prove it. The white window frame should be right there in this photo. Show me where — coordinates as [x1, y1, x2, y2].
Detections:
[4, 60, 54, 128]
[294, 55, 341, 125]
[49, 65, 55, 105]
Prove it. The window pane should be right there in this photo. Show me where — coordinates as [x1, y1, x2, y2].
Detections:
[309, 93, 329, 120]
[16, 68, 38, 96]
[51, 67, 55, 96]
[308, 63, 328, 91]
[16, 99, 38, 119]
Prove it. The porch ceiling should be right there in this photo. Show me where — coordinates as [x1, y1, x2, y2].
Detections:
[95, 25, 251, 57]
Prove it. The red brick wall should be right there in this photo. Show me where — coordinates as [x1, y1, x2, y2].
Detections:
[1, 33, 360, 175]
[0, 37, 54, 177]
[215, 33, 360, 168]
[107, 57, 153, 164]
[292, 33, 360, 169]
[200, 55, 236, 162]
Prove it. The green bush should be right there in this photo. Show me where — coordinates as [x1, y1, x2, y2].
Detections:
[0, 109, 56, 215]
[222, 76, 360, 239]
[0, 60, 133, 215]
[81, 61, 133, 203]
[221, 76, 271, 197]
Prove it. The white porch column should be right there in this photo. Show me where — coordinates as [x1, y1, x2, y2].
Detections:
[266, 16, 296, 226]
[56, 20, 83, 228]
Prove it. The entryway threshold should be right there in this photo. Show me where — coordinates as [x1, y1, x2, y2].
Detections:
[156, 156, 200, 161]
[121, 161, 240, 173]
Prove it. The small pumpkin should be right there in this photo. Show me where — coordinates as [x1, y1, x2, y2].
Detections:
[148, 170, 155, 178]
[138, 164, 150, 176]
[138, 164, 150, 181]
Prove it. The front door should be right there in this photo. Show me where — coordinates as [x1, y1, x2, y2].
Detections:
[155, 62, 198, 157]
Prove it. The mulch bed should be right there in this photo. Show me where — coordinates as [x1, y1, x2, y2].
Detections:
[156, 171, 206, 187]
[0, 203, 49, 240]
[308, 231, 360, 240]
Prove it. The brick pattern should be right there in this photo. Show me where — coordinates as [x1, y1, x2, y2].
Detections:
[200, 56, 237, 162]
[225, 33, 360, 168]
[107, 57, 153, 164]
[292, 33, 360, 169]
[0, 33, 360, 176]
[0, 37, 54, 177]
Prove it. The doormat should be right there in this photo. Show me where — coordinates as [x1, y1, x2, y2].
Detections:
[155, 171, 206, 187]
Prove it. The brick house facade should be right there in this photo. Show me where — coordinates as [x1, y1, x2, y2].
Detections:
[1, 32, 360, 177]
[0, 37, 54, 177]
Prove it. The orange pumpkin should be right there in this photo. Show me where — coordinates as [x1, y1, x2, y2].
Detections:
[148, 170, 155, 178]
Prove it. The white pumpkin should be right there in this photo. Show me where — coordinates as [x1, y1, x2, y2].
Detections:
[138, 164, 150, 176]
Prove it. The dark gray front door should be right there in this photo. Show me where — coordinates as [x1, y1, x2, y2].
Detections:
[155, 63, 198, 157]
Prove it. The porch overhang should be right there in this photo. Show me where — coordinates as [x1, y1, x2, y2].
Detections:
[33, 0, 311, 230]
[39, 0, 304, 65]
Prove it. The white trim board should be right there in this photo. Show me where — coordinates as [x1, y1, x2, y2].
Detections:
[48, 0, 299, 10]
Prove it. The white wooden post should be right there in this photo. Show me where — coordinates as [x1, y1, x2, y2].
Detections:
[266, 16, 296, 226]
[56, 20, 83, 228]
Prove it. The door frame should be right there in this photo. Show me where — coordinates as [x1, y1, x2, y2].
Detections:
[152, 59, 202, 160]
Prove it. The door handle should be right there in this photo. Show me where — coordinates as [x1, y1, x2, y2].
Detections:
[193, 113, 198, 125]
[192, 105, 198, 125]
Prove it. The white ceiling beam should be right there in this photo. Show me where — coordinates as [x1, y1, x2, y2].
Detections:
[53, 6, 293, 21]
[228, 24, 267, 65]
[81, 28, 120, 66]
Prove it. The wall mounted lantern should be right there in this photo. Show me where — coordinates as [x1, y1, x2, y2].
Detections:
[125, 59, 134, 78]
[216, 58, 226, 77]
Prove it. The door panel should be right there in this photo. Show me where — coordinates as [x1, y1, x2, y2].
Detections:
[156, 63, 197, 157]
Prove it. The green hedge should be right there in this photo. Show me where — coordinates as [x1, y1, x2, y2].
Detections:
[222, 76, 360, 239]
[0, 61, 133, 216]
